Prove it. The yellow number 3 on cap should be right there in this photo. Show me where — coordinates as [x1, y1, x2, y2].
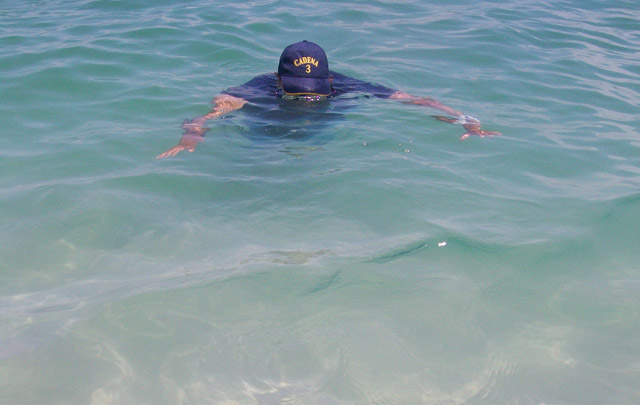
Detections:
[305, 65, 311, 73]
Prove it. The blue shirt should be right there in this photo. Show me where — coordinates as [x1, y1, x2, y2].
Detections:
[221, 72, 397, 139]
[223, 71, 396, 101]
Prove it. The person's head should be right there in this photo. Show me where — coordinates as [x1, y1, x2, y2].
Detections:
[277, 40, 331, 96]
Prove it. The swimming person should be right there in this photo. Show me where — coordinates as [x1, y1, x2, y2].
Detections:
[156, 40, 500, 158]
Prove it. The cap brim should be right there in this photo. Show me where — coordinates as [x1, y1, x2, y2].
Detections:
[281, 75, 331, 96]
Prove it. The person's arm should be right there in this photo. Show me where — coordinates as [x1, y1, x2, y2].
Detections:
[156, 94, 247, 158]
[389, 91, 501, 140]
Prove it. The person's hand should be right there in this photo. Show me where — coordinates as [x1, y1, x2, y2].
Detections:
[156, 131, 203, 159]
[460, 124, 502, 140]
[432, 115, 501, 140]
[156, 144, 194, 159]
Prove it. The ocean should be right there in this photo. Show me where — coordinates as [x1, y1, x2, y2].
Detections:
[1, 0, 639, 403]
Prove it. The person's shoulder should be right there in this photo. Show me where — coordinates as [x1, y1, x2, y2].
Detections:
[241, 73, 277, 87]
[329, 71, 396, 99]
[329, 71, 353, 82]
[223, 73, 277, 99]
[328, 71, 362, 93]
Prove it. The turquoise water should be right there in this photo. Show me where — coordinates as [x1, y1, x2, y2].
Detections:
[2, 0, 640, 403]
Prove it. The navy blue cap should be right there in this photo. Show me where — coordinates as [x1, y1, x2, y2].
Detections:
[277, 41, 331, 96]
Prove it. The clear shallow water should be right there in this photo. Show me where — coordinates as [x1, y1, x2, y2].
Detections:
[1, 0, 639, 403]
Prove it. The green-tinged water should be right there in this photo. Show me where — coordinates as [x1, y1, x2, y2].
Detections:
[1, 0, 639, 403]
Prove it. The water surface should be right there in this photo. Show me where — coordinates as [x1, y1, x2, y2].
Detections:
[1, 0, 639, 403]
